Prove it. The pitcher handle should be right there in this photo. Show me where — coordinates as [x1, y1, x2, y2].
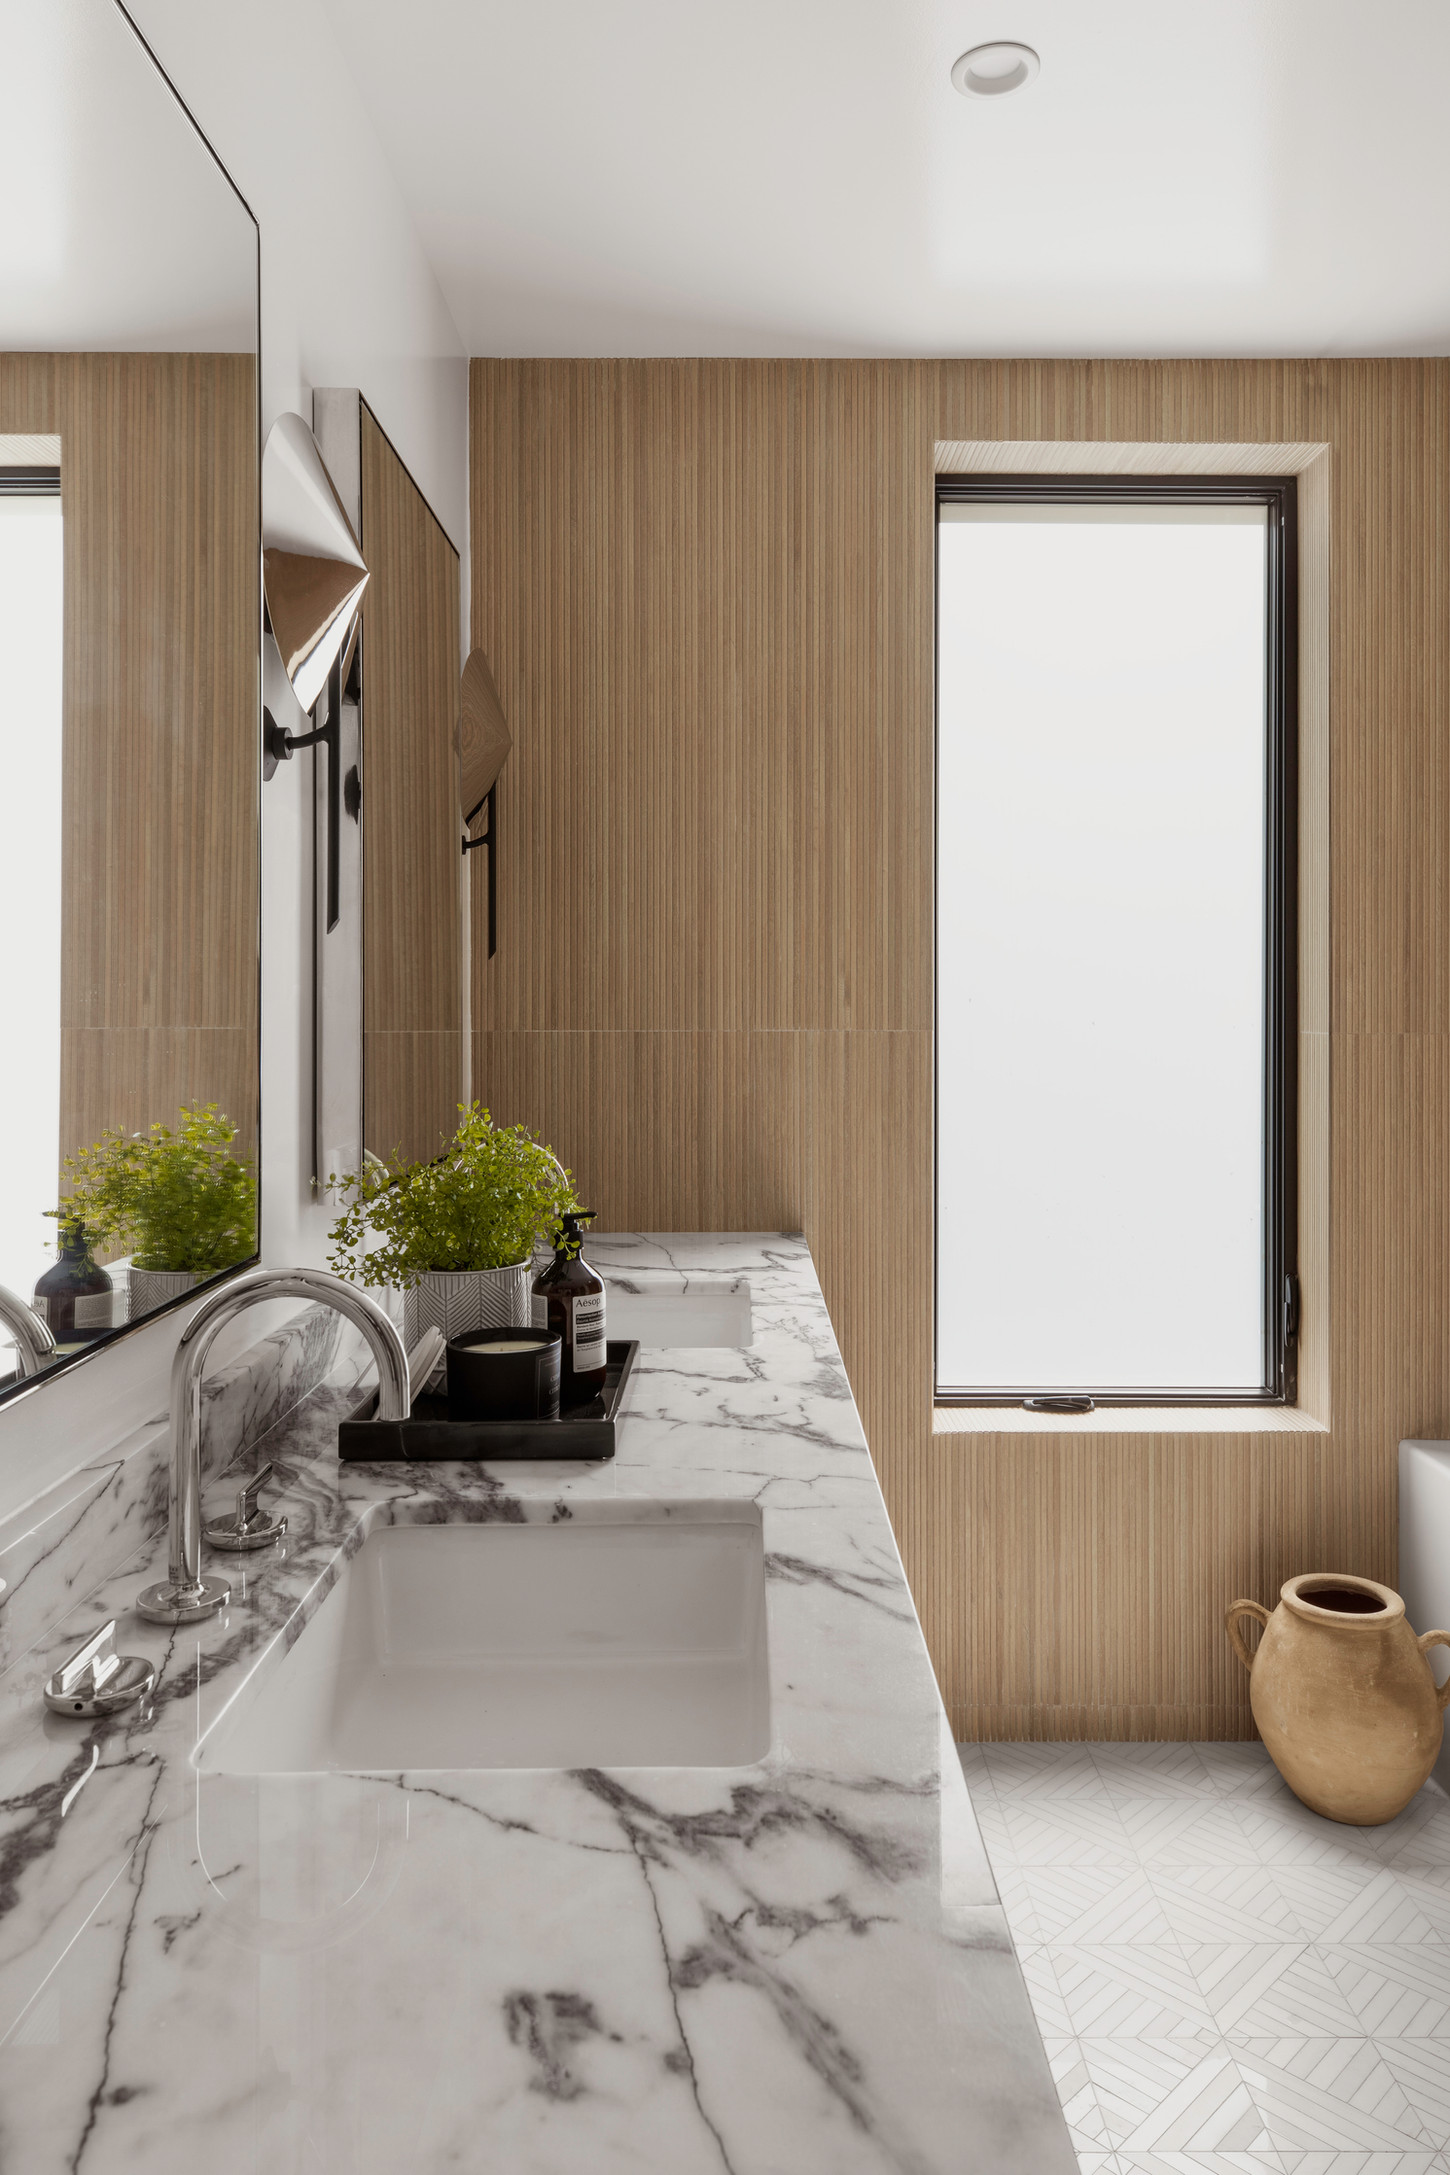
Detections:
[1417, 1628, 1450, 1712]
[1225, 1599, 1270, 1674]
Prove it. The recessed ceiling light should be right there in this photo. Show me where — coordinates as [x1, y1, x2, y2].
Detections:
[951, 41, 1040, 98]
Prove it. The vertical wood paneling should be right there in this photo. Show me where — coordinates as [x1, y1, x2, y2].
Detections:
[360, 406, 462, 1165]
[471, 357, 1450, 1740]
[0, 351, 259, 1172]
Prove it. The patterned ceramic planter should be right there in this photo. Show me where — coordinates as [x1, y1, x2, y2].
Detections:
[128, 1266, 199, 1319]
[402, 1260, 533, 1348]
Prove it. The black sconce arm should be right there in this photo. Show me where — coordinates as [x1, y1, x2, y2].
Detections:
[262, 645, 344, 931]
[461, 784, 497, 958]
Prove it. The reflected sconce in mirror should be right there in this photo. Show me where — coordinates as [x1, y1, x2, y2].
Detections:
[260, 413, 368, 931]
[459, 648, 512, 958]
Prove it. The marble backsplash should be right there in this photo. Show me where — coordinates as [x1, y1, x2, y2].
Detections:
[0, 1302, 374, 1673]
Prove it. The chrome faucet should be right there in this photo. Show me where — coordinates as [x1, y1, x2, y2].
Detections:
[0, 1282, 58, 1380]
[135, 1265, 410, 1625]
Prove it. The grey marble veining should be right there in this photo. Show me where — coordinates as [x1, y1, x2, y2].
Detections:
[0, 1299, 371, 1678]
[0, 1235, 1074, 2174]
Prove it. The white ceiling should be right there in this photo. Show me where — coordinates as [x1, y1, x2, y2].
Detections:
[324, 0, 1450, 358]
[0, 0, 255, 353]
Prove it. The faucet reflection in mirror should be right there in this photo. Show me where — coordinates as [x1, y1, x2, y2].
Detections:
[0, 1282, 57, 1383]
[135, 1266, 410, 1625]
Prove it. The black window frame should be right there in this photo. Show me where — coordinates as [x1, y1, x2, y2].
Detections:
[933, 473, 1299, 1408]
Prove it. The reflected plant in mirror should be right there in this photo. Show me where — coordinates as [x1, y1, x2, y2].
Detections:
[327, 1105, 578, 1346]
[50, 1105, 257, 1323]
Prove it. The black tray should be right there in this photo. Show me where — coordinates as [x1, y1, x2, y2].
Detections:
[337, 1339, 638, 1462]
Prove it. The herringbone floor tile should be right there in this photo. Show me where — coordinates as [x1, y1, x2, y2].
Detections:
[1233, 2038, 1428, 2150]
[1045, 2036, 1109, 2141]
[1273, 2153, 1445, 2172]
[1051, 1945, 1219, 2038]
[1026, 1866, 1179, 1947]
[1081, 2038, 1236, 2145]
[999, 1792, 1138, 1865]
[1114, 2044, 1279, 2157]
[1271, 1867, 1396, 1941]
[1373, 1802, 1450, 1874]
[985, 1742, 1110, 1797]
[1193, 1744, 1294, 1799]
[1091, 1744, 1217, 1798]
[1150, 1865, 1307, 1946]
[1116, 1796, 1265, 1867]
[1376, 2039, 1450, 2144]
[1321, 1947, 1450, 2038]
[1394, 1873, 1450, 1943]
[1189, 1944, 1366, 2038]
[959, 1744, 1450, 2175]
[1314, 1872, 1444, 1947]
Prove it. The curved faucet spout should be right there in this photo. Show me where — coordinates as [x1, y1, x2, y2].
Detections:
[0, 1282, 58, 1381]
[136, 1266, 409, 1626]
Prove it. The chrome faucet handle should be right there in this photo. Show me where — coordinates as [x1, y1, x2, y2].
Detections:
[136, 1266, 407, 1625]
[204, 1461, 288, 1551]
[44, 1620, 157, 1718]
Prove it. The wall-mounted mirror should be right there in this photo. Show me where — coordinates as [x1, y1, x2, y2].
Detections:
[310, 392, 462, 1183]
[0, 0, 260, 1397]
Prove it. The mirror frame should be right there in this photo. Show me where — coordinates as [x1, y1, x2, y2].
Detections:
[0, 0, 263, 1413]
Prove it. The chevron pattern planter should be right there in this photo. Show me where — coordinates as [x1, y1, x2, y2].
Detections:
[402, 1260, 533, 1349]
[127, 1267, 199, 1320]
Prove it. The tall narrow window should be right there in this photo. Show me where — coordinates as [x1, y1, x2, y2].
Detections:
[935, 478, 1296, 1405]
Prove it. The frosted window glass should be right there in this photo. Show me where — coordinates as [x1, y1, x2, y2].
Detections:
[0, 497, 63, 1316]
[936, 504, 1268, 1393]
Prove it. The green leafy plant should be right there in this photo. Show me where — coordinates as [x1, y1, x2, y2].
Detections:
[327, 1104, 578, 1289]
[51, 1105, 257, 1274]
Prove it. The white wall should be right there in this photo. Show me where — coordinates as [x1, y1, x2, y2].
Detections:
[130, 0, 470, 1258]
[0, 0, 468, 1490]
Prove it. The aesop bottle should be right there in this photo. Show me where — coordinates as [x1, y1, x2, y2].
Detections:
[33, 1221, 113, 1350]
[531, 1209, 607, 1406]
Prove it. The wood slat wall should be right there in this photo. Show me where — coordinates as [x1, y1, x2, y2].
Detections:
[0, 352, 259, 1181]
[470, 357, 1450, 1740]
[360, 406, 463, 1167]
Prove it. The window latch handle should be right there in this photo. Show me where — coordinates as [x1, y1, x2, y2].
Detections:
[1283, 1274, 1301, 1345]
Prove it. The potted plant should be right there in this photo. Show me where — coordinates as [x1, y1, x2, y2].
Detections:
[52, 1104, 258, 1319]
[327, 1104, 578, 1345]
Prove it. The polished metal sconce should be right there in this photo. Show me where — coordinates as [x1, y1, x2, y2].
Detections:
[261, 413, 368, 710]
[459, 648, 512, 958]
[261, 414, 369, 932]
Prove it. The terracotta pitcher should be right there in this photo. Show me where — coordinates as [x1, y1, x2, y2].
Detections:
[1226, 1573, 1450, 1825]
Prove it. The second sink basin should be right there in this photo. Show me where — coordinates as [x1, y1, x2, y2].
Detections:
[603, 1277, 751, 1348]
[197, 1506, 770, 1774]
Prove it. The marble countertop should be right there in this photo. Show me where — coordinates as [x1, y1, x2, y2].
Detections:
[0, 1234, 1072, 2174]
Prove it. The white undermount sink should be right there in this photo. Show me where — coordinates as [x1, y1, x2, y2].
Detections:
[603, 1277, 751, 1349]
[197, 1506, 770, 1775]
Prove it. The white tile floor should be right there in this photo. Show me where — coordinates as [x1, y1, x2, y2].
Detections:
[957, 1740, 1450, 2175]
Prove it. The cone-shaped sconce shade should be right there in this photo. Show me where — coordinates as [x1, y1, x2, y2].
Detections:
[459, 647, 512, 826]
[262, 413, 368, 714]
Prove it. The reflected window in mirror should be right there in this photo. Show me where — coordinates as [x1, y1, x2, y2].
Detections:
[0, 468, 64, 1320]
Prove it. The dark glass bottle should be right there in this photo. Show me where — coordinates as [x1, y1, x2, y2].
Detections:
[34, 1220, 114, 1349]
[531, 1209, 607, 1406]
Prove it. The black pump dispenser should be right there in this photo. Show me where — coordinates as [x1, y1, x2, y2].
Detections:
[558, 1209, 593, 1258]
[532, 1208, 607, 1405]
